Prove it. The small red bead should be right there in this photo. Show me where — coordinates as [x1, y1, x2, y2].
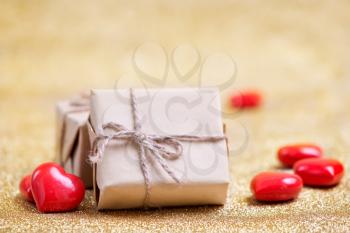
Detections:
[293, 158, 344, 187]
[230, 90, 262, 109]
[19, 174, 34, 202]
[31, 162, 85, 213]
[278, 144, 323, 167]
[251, 172, 303, 202]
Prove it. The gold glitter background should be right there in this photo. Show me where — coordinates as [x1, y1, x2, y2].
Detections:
[1, 1, 350, 232]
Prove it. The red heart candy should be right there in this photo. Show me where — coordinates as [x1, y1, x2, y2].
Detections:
[251, 172, 303, 202]
[230, 90, 262, 109]
[19, 174, 34, 202]
[278, 144, 323, 167]
[293, 158, 344, 187]
[31, 162, 85, 213]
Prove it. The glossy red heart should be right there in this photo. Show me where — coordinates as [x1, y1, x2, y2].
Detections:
[19, 174, 34, 202]
[251, 172, 303, 202]
[278, 144, 323, 167]
[31, 162, 85, 213]
[293, 158, 344, 187]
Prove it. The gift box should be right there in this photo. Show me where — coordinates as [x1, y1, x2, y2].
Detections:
[56, 96, 93, 188]
[88, 88, 230, 209]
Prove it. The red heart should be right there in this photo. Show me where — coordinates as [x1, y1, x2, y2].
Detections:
[293, 158, 344, 187]
[230, 90, 262, 109]
[251, 172, 303, 202]
[31, 162, 85, 213]
[278, 144, 323, 167]
[19, 174, 34, 202]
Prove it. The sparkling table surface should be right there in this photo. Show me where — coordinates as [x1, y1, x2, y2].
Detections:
[1, 1, 350, 232]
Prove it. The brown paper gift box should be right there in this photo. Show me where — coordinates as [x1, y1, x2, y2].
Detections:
[88, 88, 230, 209]
[56, 99, 93, 188]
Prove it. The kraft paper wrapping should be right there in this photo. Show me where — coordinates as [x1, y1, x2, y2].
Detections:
[89, 88, 229, 209]
[56, 101, 92, 188]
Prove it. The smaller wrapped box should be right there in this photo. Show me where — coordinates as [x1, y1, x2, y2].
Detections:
[56, 97, 92, 188]
[88, 88, 230, 209]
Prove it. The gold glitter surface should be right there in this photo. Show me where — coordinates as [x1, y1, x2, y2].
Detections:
[1, 1, 350, 232]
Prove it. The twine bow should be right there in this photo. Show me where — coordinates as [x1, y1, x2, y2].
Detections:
[89, 89, 226, 207]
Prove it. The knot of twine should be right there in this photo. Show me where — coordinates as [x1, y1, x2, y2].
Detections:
[89, 88, 226, 207]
